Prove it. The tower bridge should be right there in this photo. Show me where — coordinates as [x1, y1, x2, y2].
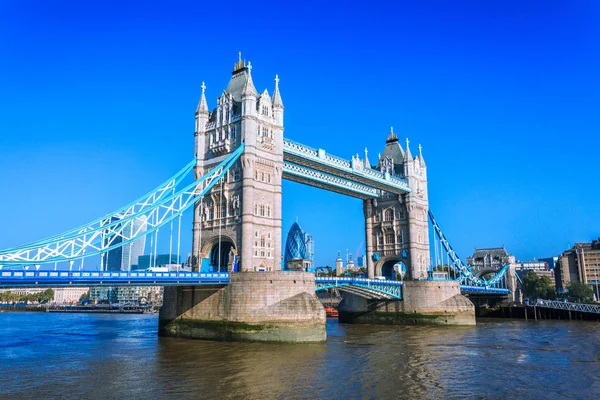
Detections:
[0, 54, 511, 342]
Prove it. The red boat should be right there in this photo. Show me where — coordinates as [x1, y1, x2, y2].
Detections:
[324, 307, 338, 318]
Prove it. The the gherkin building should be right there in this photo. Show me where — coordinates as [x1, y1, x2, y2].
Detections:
[284, 222, 308, 269]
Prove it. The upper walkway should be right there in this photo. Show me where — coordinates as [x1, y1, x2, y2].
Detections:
[283, 138, 410, 199]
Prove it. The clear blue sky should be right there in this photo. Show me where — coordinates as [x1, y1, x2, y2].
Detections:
[1, 1, 599, 268]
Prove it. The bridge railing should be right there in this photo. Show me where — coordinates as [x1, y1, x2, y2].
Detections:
[0, 270, 230, 281]
[534, 300, 600, 315]
[315, 276, 404, 286]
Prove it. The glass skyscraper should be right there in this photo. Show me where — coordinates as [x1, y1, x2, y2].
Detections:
[103, 214, 148, 271]
[284, 222, 313, 271]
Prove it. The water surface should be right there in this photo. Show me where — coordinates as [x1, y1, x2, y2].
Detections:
[1, 312, 598, 399]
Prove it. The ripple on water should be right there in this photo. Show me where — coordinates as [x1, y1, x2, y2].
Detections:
[0, 314, 599, 399]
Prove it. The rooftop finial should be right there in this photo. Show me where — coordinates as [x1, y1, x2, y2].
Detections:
[418, 144, 422, 155]
[247, 61, 252, 72]
[406, 138, 410, 148]
[201, 81, 206, 94]
[275, 74, 280, 87]
[233, 51, 246, 73]
[387, 126, 398, 143]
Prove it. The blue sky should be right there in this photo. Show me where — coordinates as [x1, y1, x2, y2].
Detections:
[0, 1, 599, 268]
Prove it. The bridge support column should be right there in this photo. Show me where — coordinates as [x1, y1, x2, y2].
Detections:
[338, 280, 475, 325]
[159, 272, 326, 342]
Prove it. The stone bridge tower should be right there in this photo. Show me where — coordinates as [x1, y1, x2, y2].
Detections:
[191, 54, 284, 272]
[364, 129, 430, 280]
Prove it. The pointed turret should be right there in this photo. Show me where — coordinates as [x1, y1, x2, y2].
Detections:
[403, 137, 414, 177]
[194, 82, 209, 161]
[403, 138, 412, 162]
[272, 74, 283, 108]
[272, 74, 284, 126]
[335, 250, 344, 276]
[364, 148, 371, 168]
[417, 144, 426, 167]
[196, 82, 209, 115]
[242, 62, 257, 98]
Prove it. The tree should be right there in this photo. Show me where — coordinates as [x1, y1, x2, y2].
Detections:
[567, 281, 594, 303]
[521, 271, 556, 300]
[79, 291, 90, 303]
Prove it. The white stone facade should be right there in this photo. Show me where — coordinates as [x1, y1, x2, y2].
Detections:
[54, 287, 90, 304]
[192, 55, 284, 272]
[364, 132, 430, 280]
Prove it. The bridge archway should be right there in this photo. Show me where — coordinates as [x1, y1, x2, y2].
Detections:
[201, 235, 236, 272]
[476, 267, 501, 279]
[375, 256, 405, 280]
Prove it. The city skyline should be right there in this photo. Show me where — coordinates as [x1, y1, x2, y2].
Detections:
[1, 2, 599, 269]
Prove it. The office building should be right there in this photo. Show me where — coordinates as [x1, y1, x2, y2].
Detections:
[103, 214, 148, 271]
[136, 254, 181, 270]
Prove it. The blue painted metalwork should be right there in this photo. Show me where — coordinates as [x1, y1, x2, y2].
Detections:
[0, 270, 509, 297]
[460, 285, 510, 295]
[0, 160, 197, 253]
[0, 270, 229, 287]
[428, 210, 509, 287]
[315, 277, 403, 299]
[0, 144, 244, 267]
[283, 138, 410, 195]
[283, 161, 379, 198]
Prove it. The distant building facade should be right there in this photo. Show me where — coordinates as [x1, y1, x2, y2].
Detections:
[557, 239, 600, 294]
[104, 214, 148, 271]
[467, 246, 518, 302]
[514, 260, 555, 285]
[54, 287, 89, 304]
[136, 254, 181, 270]
[90, 286, 162, 303]
[467, 247, 515, 276]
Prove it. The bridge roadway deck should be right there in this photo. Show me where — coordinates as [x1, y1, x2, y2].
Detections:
[0, 271, 509, 297]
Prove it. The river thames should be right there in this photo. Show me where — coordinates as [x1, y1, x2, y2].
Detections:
[1, 312, 598, 399]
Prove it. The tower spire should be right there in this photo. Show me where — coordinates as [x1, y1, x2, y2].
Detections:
[272, 74, 284, 108]
[196, 81, 208, 114]
[242, 61, 257, 97]
[404, 138, 412, 161]
[364, 147, 371, 168]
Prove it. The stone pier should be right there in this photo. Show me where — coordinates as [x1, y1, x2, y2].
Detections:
[159, 272, 326, 342]
[338, 280, 475, 326]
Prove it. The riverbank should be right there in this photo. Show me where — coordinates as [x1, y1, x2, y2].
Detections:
[479, 304, 600, 321]
[0, 304, 158, 313]
[0, 305, 46, 312]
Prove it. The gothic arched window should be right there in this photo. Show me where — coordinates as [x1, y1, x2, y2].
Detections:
[385, 233, 395, 245]
[385, 209, 394, 221]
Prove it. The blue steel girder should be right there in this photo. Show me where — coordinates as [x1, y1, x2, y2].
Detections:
[460, 285, 510, 295]
[0, 144, 245, 267]
[0, 270, 230, 288]
[283, 161, 379, 199]
[315, 277, 403, 299]
[283, 138, 410, 195]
